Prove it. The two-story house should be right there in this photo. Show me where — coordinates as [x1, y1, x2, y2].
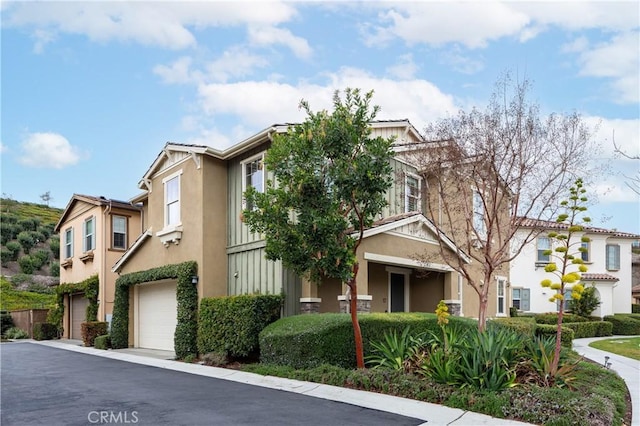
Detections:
[85, 120, 505, 351]
[510, 218, 638, 317]
[54, 195, 141, 339]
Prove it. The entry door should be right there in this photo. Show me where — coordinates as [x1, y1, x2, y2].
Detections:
[390, 273, 405, 312]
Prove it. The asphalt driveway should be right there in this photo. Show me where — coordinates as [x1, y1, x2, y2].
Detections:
[1, 342, 423, 426]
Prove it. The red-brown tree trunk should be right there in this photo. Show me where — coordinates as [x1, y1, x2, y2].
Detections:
[348, 263, 364, 369]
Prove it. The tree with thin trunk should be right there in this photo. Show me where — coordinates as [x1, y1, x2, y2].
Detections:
[540, 178, 589, 376]
[242, 88, 394, 368]
[40, 191, 52, 207]
[402, 74, 599, 331]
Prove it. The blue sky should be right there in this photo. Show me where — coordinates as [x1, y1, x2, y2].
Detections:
[1, 1, 639, 234]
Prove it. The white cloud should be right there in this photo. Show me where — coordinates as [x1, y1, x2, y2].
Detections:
[206, 46, 269, 82]
[0, 142, 6, 153]
[3, 1, 298, 50]
[584, 116, 640, 159]
[18, 132, 82, 169]
[386, 53, 418, 80]
[153, 56, 202, 85]
[440, 47, 484, 75]
[248, 25, 312, 59]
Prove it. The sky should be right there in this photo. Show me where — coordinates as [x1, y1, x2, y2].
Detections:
[1, 1, 639, 234]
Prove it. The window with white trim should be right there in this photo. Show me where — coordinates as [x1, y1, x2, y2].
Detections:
[112, 215, 127, 250]
[472, 190, 486, 239]
[580, 241, 590, 262]
[537, 237, 551, 263]
[404, 174, 420, 212]
[163, 171, 181, 227]
[606, 244, 620, 271]
[64, 227, 73, 259]
[511, 288, 530, 311]
[497, 277, 506, 316]
[83, 217, 95, 252]
[242, 154, 265, 210]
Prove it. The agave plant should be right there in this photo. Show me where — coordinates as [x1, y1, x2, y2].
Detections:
[365, 326, 423, 372]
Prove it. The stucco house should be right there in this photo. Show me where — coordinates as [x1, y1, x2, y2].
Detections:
[510, 218, 638, 317]
[99, 119, 510, 351]
[54, 195, 141, 339]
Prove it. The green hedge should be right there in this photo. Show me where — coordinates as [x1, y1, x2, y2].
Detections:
[50, 275, 99, 329]
[198, 294, 284, 358]
[111, 261, 198, 359]
[535, 324, 574, 347]
[564, 321, 613, 338]
[632, 304, 640, 314]
[94, 334, 111, 350]
[81, 322, 108, 347]
[604, 314, 640, 335]
[488, 317, 536, 337]
[534, 313, 590, 324]
[259, 313, 477, 369]
[33, 322, 59, 340]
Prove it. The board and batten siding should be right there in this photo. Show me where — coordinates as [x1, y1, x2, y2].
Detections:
[381, 158, 421, 218]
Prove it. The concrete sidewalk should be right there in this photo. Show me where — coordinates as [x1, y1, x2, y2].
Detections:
[33, 339, 532, 426]
[572, 336, 640, 426]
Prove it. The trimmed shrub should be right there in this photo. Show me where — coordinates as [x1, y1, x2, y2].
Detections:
[5, 241, 21, 260]
[1, 311, 15, 335]
[17, 231, 35, 253]
[81, 322, 108, 347]
[18, 255, 35, 274]
[259, 313, 477, 369]
[534, 313, 589, 324]
[5, 327, 29, 339]
[49, 238, 60, 259]
[198, 294, 284, 359]
[0, 249, 11, 267]
[509, 307, 518, 317]
[632, 304, 640, 314]
[94, 334, 111, 350]
[535, 324, 574, 347]
[489, 317, 536, 337]
[18, 218, 38, 232]
[604, 314, 640, 335]
[32, 249, 50, 269]
[564, 321, 613, 338]
[33, 322, 59, 340]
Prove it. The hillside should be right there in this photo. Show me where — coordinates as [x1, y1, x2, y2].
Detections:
[1, 198, 64, 294]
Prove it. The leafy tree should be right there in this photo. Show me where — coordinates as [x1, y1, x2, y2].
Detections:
[569, 285, 601, 318]
[5, 242, 21, 261]
[17, 231, 35, 254]
[406, 74, 600, 331]
[540, 178, 590, 376]
[243, 88, 394, 368]
[40, 191, 53, 206]
[18, 255, 35, 274]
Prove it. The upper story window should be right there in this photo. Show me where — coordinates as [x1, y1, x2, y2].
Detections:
[112, 215, 127, 250]
[163, 170, 182, 227]
[242, 154, 265, 210]
[404, 174, 420, 212]
[83, 217, 95, 252]
[472, 190, 486, 239]
[537, 237, 551, 263]
[64, 227, 73, 259]
[606, 244, 620, 271]
[580, 241, 590, 263]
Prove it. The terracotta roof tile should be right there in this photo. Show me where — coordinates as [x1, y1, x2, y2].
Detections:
[516, 217, 640, 239]
[581, 273, 619, 281]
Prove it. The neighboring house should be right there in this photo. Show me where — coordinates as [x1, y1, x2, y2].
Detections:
[54, 195, 142, 339]
[632, 252, 640, 304]
[107, 120, 508, 351]
[510, 218, 639, 317]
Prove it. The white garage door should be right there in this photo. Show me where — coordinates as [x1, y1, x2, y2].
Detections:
[71, 294, 89, 340]
[137, 281, 177, 351]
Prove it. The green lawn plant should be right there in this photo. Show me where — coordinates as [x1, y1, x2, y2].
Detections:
[540, 178, 590, 376]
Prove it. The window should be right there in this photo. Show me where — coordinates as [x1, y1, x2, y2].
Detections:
[404, 174, 420, 212]
[537, 237, 551, 263]
[163, 172, 181, 227]
[243, 155, 264, 210]
[580, 241, 590, 262]
[64, 227, 73, 259]
[606, 244, 620, 270]
[472, 190, 486, 239]
[83, 217, 95, 252]
[112, 216, 127, 250]
[512, 288, 530, 311]
[497, 277, 506, 316]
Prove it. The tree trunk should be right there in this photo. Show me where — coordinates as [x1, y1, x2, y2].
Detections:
[348, 263, 365, 369]
[478, 296, 488, 332]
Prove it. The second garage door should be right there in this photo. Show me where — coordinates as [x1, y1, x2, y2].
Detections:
[137, 280, 177, 351]
[70, 294, 89, 340]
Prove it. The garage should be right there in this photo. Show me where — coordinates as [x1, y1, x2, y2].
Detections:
[136, 280, 177, 351]
[70, 294, 89, 340]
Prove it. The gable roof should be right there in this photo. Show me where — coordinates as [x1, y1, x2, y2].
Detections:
[111, 228, 153, 273]
[54, 194, 141, 232]
[517, 217, 640, 239]
[358, 211, 472, 264]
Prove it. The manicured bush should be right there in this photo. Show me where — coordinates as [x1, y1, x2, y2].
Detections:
[17, 231, 35, 253]
[632, 304, 640, 314]
[0, 249, 11, 267]
[259, 313, 477, 369]
[564, 321, 612, 338]
[198, 294, 284, 359]
[94, 334, 111, 350]
[0, 223, 18, 245]
[32, 249, 50, 268]
[489, 317, 536, 337]
[18, 255, 35, 274]
[33, 322, 59, 340]
[18, 218, 38, 232]
[81, 322, 108, 347]
[604, 314, 640, 335]
[1, 310, 15, 335]
[534, 313, 589, 324]
[4, 327, 29, 339]
[535, 324, 574, 347]
[5, 241, 22, 260]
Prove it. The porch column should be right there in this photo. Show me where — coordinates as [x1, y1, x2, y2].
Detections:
[299, 278, 321, 314]
[443, 272, 461, 316]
